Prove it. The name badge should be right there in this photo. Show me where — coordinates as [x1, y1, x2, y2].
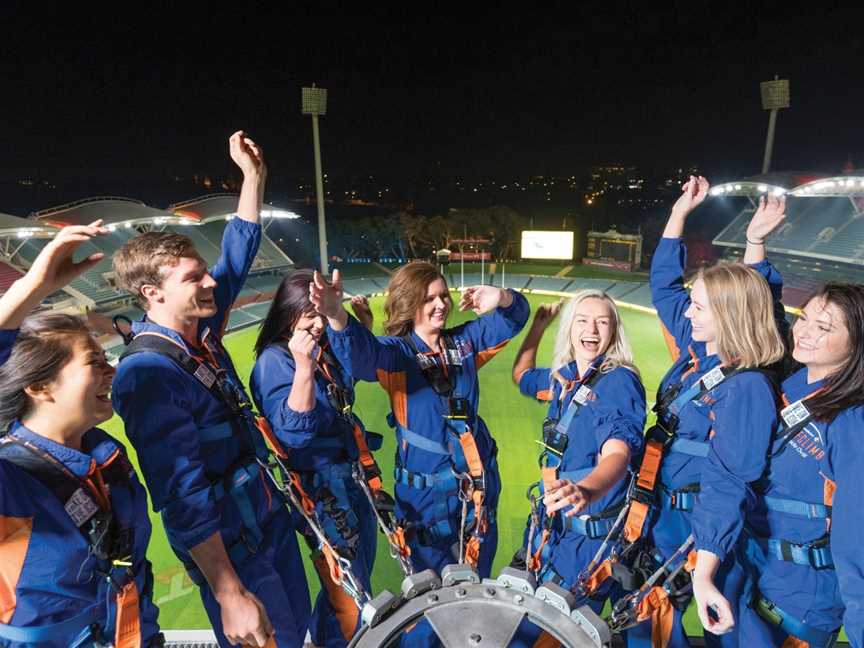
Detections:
[416, 353, 436, 369]
[445, 348, 463, 366]
[701, 366, 726, 391]
[781, 399, 811, 428]
[65, 488, 99, 527]
[194, 363, 216, 389]
[574, 384, 593, 405]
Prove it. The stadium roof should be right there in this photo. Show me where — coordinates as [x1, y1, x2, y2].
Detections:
[0, 211, 58, 239]
[789, 176, 864, 197]
[31, 197, 181, 228]
[709, 172, 827, 198]
[170, 194, 301, 224]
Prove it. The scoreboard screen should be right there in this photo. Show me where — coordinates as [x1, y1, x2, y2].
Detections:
[521, 230, 574, 260]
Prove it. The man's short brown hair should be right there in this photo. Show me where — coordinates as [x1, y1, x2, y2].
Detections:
[113, 231, 201, 309]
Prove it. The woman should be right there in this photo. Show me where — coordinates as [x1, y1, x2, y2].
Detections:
[626, 177, 787, 648]
[310, 261, 528, 646]
[510, 290, 646, 646]
[691, 205, 863, 646]
[0, 222, 163, 647]
[250, 270, 379, 648]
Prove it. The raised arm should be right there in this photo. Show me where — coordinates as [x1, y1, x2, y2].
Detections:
[229, 130, 267, 225]
[458, 286, 530, 370]
[512, 300, 562, 384]
[651, 176, 710, 350]
[0, 221, 109, 332]
[743, 194, 785, 265]
[311, 270, 399, 382]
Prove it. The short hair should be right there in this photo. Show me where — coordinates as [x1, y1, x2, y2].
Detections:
[383, 262, 449, 337]
[0, 312, 94, 432]
[698, 263, 786, 368]
[113, 231, 200, 309]
[551, 290, 639, 378]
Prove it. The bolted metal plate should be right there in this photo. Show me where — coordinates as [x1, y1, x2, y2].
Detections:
[535, 582, 576, 615]
[400, 568, 441, 599]
[360, 589, 399, 627]
[495, 566, 537, 595]
[441, 562, 481, 587]
[571, 605, 613, 647]
[424, 599, 525, 648]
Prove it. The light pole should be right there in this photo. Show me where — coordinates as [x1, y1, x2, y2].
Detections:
[760, 77, 790, 174]
[302, 85, 329, 275]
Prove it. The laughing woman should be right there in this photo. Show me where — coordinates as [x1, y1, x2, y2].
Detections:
[510, 291, 645, 647]
[0, 223, 163, 647]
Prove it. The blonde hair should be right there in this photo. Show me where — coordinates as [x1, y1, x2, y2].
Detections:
[698, 263, 785, 368]
[551, 290, 639, 380]
[383, 261, 449, 336]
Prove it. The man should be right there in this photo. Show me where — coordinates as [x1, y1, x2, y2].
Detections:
[112, 132, 310, 648]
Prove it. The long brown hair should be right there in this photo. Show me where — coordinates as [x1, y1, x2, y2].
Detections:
[383, 262, 450, 336]
[795, 283, 864, 422]
[699, 263, 786, 368]
[0, 312, 93, 432]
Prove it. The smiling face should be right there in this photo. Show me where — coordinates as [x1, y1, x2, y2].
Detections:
[293, 308, 326, 340]
[792, 295, 851, 379]
[35, 335, 116, 431]
[149, 255, 218, 320]
[414, 278, 452, 335]
[569, 297, 615, 367]
[684, 278, 719, 345]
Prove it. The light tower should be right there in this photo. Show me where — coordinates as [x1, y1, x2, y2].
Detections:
[302, 85, 329, 275]
[760, 76, 790, 174]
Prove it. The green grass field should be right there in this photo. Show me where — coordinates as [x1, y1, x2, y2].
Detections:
[102, 292, 686, 631]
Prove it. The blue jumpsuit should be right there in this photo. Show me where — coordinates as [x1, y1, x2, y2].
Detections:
[695, 366, 842, 647]
[513, 358, 646, 647]
[821, 402, 864, 648]
[628, 237, 783, 648]
[251, 341, 377, 648]
[326, 290, 529, 647]
[113, 218, 311, 648]
[0, 420, 162, 648]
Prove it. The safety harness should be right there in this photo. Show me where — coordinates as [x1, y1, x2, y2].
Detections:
[519, 364, 624, 585]
[577, 361, 766, 631]
[0, 435, 149, 648]
[395, 333, 491, 568]
[276, 339, 413, 576]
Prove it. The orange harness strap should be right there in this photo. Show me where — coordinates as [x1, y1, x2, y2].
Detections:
[114, 580, 142, 648]
[623, 439, 664, 543]
[458, 431, 487, 568]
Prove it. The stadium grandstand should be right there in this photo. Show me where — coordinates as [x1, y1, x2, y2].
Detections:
[712, 173, 864, 306]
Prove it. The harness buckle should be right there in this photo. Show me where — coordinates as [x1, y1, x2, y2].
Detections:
[627, 478, 657, 507]
[446, 397, 469, 420]
[542, 422, 568, 455]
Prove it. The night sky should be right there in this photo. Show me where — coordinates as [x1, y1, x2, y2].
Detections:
[3, 2, 863, 186]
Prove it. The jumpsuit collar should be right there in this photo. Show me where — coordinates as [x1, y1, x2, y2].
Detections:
[7, 421, 116, 479]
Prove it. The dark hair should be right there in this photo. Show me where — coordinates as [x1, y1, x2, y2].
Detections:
[0, 312, 93, 432]
[254, 270, 316, 357]
[796, 283, 864, 422]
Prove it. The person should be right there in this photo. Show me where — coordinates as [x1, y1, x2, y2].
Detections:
[250, 270, 381, 648]
[510, 291, 646, 647]
[0, 222, 164, 647]
[310, 261, 529, 646]
[623, 177, 786, 648]
[112, 132, 310, 648]
[820, 286, 864, 648]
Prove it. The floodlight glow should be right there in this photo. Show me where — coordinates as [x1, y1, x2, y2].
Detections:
[710, 187, 722, 196]
[734, 184, 742, 190]
[301, 86, 328, 116]
[772, 188, 785, 196]
[261, 208, 301, 220]
[757, 184, 768, 192]
[521, 231, 574, 260]
[154, 217, 165, 225]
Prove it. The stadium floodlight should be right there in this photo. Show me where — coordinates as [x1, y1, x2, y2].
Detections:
[709, 181, 787, 198]
[760, 77, 790, 174]
[302, 84, 330, 275]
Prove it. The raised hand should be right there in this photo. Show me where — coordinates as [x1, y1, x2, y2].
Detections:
[288, 329, 317, 370]
[309, 270, 345, 320]
[350, 294, 374, 331]
[458, 286, 513, 315]
[542, 479, 589, 517]
[746, 194, 786, 244]
[29, 220, 109, 295]
[229, 130, 267, 180]
[533, 299, 563, 329]
[670, 175, 710, 221]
